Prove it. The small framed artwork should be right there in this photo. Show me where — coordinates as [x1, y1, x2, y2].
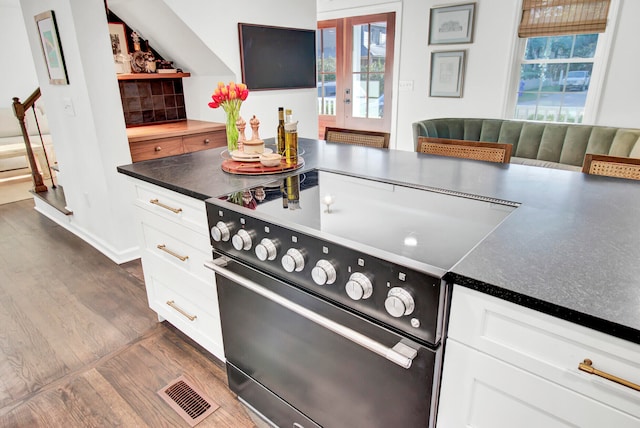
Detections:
[34, 10, 69, 85]
[108, 22, 129, 56]
[430, 50, 466, 98]
[429, 3, 476, 45]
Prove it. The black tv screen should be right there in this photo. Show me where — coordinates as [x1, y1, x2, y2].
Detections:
[239, 23, 316, 91]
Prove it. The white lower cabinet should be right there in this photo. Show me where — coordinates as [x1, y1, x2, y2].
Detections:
[131, 179, 224, 361]
[437, 286, 640, 428]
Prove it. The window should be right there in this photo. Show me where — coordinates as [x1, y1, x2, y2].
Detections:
[515, 34, 598, 123]
[513, 0, 611, 123]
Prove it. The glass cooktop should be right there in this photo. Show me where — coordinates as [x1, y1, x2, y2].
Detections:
[216, 170, 517, 271]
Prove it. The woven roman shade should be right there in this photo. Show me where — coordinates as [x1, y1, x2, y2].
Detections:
[518, 0, 611, 38]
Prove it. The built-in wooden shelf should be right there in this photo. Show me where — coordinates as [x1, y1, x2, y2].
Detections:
[117, 72, 191, 81]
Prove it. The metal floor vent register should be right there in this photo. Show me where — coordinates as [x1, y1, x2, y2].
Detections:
[157, 375, 219, 427]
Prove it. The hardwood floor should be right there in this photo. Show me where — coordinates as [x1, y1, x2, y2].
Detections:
[0, 199, 258, 427]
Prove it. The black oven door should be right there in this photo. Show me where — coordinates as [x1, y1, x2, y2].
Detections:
[206, 256, 440, 428]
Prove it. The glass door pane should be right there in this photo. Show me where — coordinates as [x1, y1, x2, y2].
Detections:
[317, 27, 337, 116]
[351, 21, 386, 119]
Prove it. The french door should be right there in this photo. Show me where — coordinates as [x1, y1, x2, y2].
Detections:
[317, 13, 395, 138]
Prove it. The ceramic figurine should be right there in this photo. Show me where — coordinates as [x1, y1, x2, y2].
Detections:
[250, 115, 261, 141]
[236, 116, 247, 151]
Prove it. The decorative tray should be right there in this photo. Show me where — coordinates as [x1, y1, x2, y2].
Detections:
[221, 157, 304, 175]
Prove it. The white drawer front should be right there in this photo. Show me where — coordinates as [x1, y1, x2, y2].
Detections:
[134, 181, 207, 233]
[438, 340, 640, 428]
[144, 255, 223, 361]
[448, 286, 640, 416]
[138, 208, 212, 282]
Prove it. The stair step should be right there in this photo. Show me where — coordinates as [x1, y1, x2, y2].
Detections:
[30, 185, 73, 215]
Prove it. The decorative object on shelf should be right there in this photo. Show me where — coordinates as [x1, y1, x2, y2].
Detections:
[207, 81, 250, 152]
[156, 59, 176, 74]
[429, 3, 476, 45]
[35, 10, 69, 85]
[130, 31, 146, 73]
[144, 51, 156, 73]
[115, 52, 131, 73]
[430, 50, 466, 98]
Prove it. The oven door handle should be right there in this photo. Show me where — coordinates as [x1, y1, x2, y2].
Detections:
[205, 258, 418, 369]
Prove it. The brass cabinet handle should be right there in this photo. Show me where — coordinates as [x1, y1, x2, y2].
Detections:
[166, 300, 197, 321]
[155, 146, 162, 152]
[204, 138, 210, 144]
[578, 359, 640, 392]
[156, 244, 189, 261]
[149, 198, 182, 214]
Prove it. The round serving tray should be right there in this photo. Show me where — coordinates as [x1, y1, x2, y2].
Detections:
[221, 157, 304, 175]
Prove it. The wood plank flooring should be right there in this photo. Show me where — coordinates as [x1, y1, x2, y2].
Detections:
[0, 199, 258, 427]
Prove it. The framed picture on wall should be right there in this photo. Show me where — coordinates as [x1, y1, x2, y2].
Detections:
[429, 3, 476, 45]
[430, 50, 466, 97]
[34, 10, 69, 85]
[108, 22, 129, 57]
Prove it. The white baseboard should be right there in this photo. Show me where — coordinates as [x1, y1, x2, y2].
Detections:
[33, 198, 141, 264]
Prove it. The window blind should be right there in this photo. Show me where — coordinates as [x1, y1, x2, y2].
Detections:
[518, 0, 611, 38]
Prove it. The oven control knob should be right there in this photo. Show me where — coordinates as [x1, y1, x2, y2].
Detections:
[345, 273, 373, 300]
[232, 229, 253, 251]
[255, 238, 278, 261]
[385, 288, 415, 318]
[211, 221, 232, 242]
[282, 248, 305, 272]
[311, 260, 337, 285]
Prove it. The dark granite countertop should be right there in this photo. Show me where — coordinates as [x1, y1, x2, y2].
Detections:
[118, 138, 640, 345]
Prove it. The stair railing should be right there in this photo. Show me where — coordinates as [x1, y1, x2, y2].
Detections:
[12, 88, 55, 193]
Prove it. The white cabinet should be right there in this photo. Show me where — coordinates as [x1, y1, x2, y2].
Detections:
[437, 286, 640, 428]
[132, 180, 224, 361]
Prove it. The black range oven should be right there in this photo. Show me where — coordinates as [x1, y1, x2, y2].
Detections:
[205, 169, 516, 428]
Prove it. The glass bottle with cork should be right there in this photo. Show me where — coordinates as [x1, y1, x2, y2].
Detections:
[284, 109, 298, 166]
[277, 107, 285, 155]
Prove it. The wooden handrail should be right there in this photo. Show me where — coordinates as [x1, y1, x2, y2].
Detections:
[12, 89, 47, 192]
[22, 88, 41, 111]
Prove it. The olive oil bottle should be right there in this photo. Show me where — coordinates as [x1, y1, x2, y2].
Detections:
[277, 107, 285, 155]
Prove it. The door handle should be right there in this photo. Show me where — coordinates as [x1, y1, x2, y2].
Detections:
[205, 258, 418, 369]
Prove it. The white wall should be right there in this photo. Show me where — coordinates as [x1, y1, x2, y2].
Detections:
[18, 0, 138, 263]
[108, 0, 319, 141]
[167, 0, 319, 140]
[0, 0, 38, 106]
[319, 0, 640, 151]
[596, 0, 640, 127]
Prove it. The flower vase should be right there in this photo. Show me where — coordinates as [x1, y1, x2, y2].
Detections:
[225, 109, 240, 153]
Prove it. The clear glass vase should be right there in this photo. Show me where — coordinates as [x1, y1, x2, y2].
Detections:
[225, 108, 239, 153]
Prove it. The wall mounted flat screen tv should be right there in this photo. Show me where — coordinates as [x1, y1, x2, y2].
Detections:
[238, 23, 316, 91]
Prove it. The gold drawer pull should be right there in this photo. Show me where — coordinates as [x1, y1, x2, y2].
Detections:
[155, 146, 162, 152]
[166, 300, 197, 321]
[149, 198, 182, 214]
[157, 244, 189, 261]
[578, 359, 640, 392]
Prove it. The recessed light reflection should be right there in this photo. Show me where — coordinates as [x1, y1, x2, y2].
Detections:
[403, 236, 418, 247]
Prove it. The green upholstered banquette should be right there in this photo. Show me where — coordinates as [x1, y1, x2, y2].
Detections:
[412, 118, 640, 171]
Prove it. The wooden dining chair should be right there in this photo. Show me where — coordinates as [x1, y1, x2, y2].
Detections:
[582, 154, 640, 180]
[324, 127, 390, 149]
[417, 137, 513, 164]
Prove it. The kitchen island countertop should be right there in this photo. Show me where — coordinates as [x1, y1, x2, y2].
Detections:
[118, 138, 640, 345]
